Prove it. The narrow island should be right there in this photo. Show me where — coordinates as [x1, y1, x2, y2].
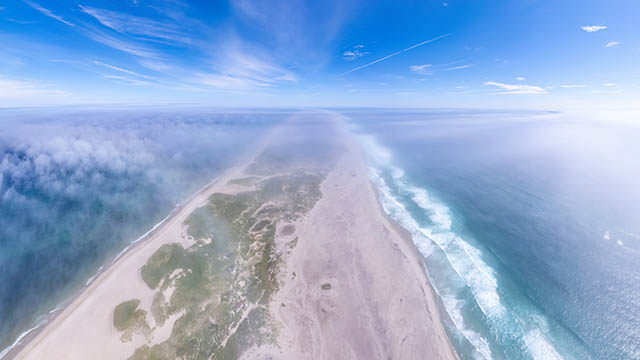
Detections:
[12, 112, 457, 360]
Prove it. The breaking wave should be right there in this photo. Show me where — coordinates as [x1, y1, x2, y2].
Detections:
[358, 133, 572, 360]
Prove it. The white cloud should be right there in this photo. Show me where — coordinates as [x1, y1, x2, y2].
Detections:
[516, 76, 526, 81]
[342, 34, 450, 75]
[102, 74, 155, 87]
[93, 61, 153, 80]
[194, 50, 297, 90]
[484, 81, 548, 94]
[0, 76, 70, 104]
[559, 84, 587, 88]
[25, 1, 75, 27]
[445, 64, 472, 71]
[138, 60, 172, 72]
[78, 5, 190, 45]
[342, 45, 369, 61]
[84, 29, 159, 58]
[603, 82, 616, 86]
[409, 64, 432, 75]
[605, 41, 619, 48]
[581, 25, 607, 32]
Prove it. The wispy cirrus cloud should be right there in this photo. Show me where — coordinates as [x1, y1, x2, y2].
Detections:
[581, 25, 606, 32]
[78, 5, 191, 45]
[605, 41, 619, 48]
[484, 81, 548, 94]
[0, 76, 70, 105]
[445, 64, 472, 71]
[83, 28, 160, 59]
[230, 0, 358, 69]
[342, 45, 369, 61]
[8, 18, 36, 25]
[409, 64, 432, 75]
[559, 84, 587, 88]
[194, 49, 297, 90]
[93, 60, 153, 80]
[516, 76, 526, 81]
[342, 34, 450, 75]
[102, 74, 156, 87]
[24, 1, 75, 27]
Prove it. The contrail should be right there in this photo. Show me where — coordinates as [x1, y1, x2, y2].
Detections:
[340, 33, 451, 76]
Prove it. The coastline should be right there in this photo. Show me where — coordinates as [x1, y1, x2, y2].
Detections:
[6, 122, 277, 360]
[7, 166, 243, 360]
[370, 173, 461, 359]
[8, 112, 459, 360]
[267, 115, 458, 359]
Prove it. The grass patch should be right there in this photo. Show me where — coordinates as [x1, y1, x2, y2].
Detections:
[114, 300, 143, 331]
[141, 243, 185, 289]
[128, 169, 325, 359]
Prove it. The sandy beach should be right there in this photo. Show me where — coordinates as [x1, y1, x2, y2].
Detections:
[11, 112, 457, 360]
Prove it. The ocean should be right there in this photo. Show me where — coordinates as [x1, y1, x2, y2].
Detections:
[0, 107, 287, 356]
[347, 109, 640, 360]
[2, 108, 639, 359]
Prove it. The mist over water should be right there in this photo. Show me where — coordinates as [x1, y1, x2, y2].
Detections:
[0, 107, 287, 352]
[348, 109, 640, 360]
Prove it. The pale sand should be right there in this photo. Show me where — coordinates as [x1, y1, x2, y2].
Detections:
[12, 112, 457, 360]
[260, 115, 458, 359]
[10, 126, 275, 360]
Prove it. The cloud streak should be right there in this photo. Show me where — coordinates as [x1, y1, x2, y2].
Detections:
[0, 76, 69, 102]
[484, 81, 548, 94]
[83, 28, 160, 59]
[445, 64, 473, 71]
[605, 41, 619, 48]
[581, 25, 606, 32]
[24, 1, 75, 27]
[409, 64, 432, 75]
[194, 49, 297, 90]
[78, 5, 191, 45]
[341, 34, 450, 75]
[93, 61, 154, 80]
[342, 45, 369, 61]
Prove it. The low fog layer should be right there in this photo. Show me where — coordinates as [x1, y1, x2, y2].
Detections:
[0, 107, 287, 349]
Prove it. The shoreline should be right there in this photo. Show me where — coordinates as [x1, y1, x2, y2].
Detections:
[6, 120, 279, 360]
[268, 114, 459, 359]
[369, 174, 461, 359]
[2, 170, 230, 360]
[8, 111, 459, 359]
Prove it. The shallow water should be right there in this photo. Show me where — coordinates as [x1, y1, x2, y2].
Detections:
[348, 109, 640, 360]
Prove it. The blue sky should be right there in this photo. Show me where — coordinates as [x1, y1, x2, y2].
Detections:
[1, 0, 638, 116]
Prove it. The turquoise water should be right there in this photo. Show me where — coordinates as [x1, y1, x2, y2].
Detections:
[348, 110, 640, 360]
[0, 107, 287, 356]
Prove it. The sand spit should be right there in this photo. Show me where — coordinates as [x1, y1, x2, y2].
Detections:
[12, 112, 457, 360]
[262, 115, 457, 360]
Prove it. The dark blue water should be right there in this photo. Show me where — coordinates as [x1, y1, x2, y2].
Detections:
[347, 109, 640, 360]
[0, 107, 287, 355]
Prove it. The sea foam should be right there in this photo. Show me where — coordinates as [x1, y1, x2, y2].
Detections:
[358, 132, 567, 360]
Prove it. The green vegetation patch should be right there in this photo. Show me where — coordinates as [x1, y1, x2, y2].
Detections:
[141, 243, 185, 289]
[114, 299, 150, 342]
[128, 168, 325, 359]
[114, 299, 144, 331]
